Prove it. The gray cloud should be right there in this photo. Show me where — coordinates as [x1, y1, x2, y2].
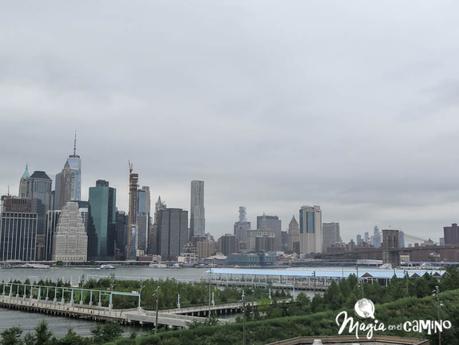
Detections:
[1, 0, 459, 241]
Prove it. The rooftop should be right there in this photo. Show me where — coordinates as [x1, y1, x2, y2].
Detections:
[30, 171, 51, 180]
[206, 267, 444, 280]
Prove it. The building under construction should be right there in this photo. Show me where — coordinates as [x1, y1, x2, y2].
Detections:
[127, 162, 138, 259]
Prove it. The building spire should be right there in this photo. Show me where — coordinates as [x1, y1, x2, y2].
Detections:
[73, 131, 77, 156]
[21, 164, 30, 179]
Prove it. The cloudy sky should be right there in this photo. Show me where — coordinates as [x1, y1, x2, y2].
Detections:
[1, 0, 459, 241]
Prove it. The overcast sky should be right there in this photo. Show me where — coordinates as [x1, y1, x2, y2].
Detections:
[1, 1, 459, 241]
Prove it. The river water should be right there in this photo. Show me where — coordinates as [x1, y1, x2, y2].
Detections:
[0, 266, 208, 336]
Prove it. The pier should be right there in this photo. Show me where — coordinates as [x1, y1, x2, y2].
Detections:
[204, 267, 445, 291]
[0, 282, 233, 328]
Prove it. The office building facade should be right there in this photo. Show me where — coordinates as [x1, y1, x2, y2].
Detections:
[444, 223, 459, 245]
[288, 216, 300, 254]
[88, 180, 116, 259]
[137, 186, 151, 255]
[257, 215, 281, 250]
[218, 234, 239, 256]
[157, 208, 188, 260]
[52, 202, 87, 262]
[322, 222, 341, 252]
[299, 205, 323, 254]
[28, 171, 52, 212]
[234, 206, 251, 250]
[0, 196, 38, 261]
[190, 180, 205, 239]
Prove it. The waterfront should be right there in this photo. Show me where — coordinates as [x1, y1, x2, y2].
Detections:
[0, 265, 318, 335]
[0, 265, 414, 336]
[0, 266, 206, 335]
[0, 266, 208, 284]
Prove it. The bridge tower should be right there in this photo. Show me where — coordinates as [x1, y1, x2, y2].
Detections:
[382, 229, 400, 267]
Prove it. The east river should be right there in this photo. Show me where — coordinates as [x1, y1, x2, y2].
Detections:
[0, 266, 208, 336]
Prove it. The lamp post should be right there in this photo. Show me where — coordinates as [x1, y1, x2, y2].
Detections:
[208, 271, 212, 319]
[138, 282, 144, 311]
[242, 290, 246, 345]
[155, 286, 160, 334]
[433, 286, 443, 345]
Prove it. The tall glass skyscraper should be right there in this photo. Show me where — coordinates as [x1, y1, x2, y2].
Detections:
[88, 180, 116, 259]
[137, 186, 151, 254]
[190, 180, 205, 239]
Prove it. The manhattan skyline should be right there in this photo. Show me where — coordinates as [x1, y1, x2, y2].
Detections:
[2, 1, 459, 241]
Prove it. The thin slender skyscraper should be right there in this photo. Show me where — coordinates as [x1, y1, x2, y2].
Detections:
[190, 180, 205, 239]
[137, 186, 151, 254]
[127, 162, 138, 259]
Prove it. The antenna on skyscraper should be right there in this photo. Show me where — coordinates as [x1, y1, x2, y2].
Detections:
[73, 131, 77, 156]
[128, 161, 133, 174]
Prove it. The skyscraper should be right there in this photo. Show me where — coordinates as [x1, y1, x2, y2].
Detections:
[114, 211, 128, 258]
[299, 205, 323, 254]
[54, 135, 81, 209]
[218, 234, 238, 256]
[45, 210, 61, 260]
[44, 201, 89, 261]
[190, 180, 205, 239]
[29, 171, 52, 212]
[257, 215, 282, 250]
[148, 196, 166, 255]
[322, 222, 341, 252]
[288, 216, 300, 254]
[444, 223, 459, 245]
[127, 162, 138, 259]
[0, 196, 38, 261]
[88, 180, 116, 259]
[372, 226, 382, 248]
[52, 202, 87, 262]
[19, 164, 30, 198]
[137, 186, 151, 255]
[157, 208, 188, 260]
[234, 207, 251, 251]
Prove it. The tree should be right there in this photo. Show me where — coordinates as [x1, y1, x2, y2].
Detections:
[1, 327, 23, 345]
[56, 330, 87, 345]
[440, 267, 459, 291]
[296, 292, 310, 310]
[34, 321, 54, 345]
[91, 323, 122, 344]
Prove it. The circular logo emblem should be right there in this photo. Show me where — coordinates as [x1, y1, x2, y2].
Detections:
[354, 298, 375, 319]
